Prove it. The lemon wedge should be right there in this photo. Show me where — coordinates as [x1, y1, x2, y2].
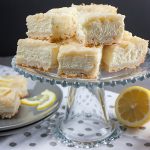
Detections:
[115, 86, 150, 127]
[37, 91, 56, 111]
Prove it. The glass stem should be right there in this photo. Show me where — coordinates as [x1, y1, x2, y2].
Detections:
[65, 86, 109, 123]
[64, 86, 76, 121]
[89, 87, 109, 123]
[56, 86, 118, 146]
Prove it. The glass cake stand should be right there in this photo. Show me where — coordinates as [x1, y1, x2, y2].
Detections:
[11, 51, 150, 148]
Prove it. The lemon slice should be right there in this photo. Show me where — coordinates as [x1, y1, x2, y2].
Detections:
[21, 95, 49, 106]
[115, 86, 150, 127]
[21, 90, 57, 110]
[37, 91, 56, 111]
[21, 99, 40, 106]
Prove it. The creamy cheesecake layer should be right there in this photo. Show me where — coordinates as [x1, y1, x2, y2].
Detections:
[57, 41, 103, 79]
[102, 31, 149, 72]
[0, 87, 20, 119]
[26, 7, 77, 42]
[0, 75, 28, 98]
[76, 13, 125, 46]
[16, 38, 59, 71]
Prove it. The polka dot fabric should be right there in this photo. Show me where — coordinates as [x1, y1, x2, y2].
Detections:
[1, 65, 150, 150]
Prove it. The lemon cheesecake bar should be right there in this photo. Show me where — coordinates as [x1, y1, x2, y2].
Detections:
[76, 13, 125, 46]
[0, 87, 20, 118]
[26, 7, 77, 42]
[0, 75, 28, 98]
[16, 38, 59, 71]
[57, 41, 103, 79]
[102, 31, 149, 72]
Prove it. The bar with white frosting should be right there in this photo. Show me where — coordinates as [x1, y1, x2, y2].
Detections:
[102, 31, 149, 72]
[16, 38, 59, 71]
[57, 41, 103, 79]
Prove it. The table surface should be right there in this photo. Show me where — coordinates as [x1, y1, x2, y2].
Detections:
[0, 57, 150, 150]
[1, 64, 150, 150]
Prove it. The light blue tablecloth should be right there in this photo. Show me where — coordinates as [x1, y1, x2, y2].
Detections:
[0, 65, 150, 150]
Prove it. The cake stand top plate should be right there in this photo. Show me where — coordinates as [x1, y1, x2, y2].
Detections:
[12, 51, 150, 87]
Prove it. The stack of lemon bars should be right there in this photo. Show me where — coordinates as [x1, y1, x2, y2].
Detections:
[16, 4, 149, 79]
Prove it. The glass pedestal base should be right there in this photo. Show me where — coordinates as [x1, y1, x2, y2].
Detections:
[52, 86, 121, 148]
[54, 118, 120, 148]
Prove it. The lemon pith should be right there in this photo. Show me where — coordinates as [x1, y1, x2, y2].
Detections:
[115, 86, 150, 127]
